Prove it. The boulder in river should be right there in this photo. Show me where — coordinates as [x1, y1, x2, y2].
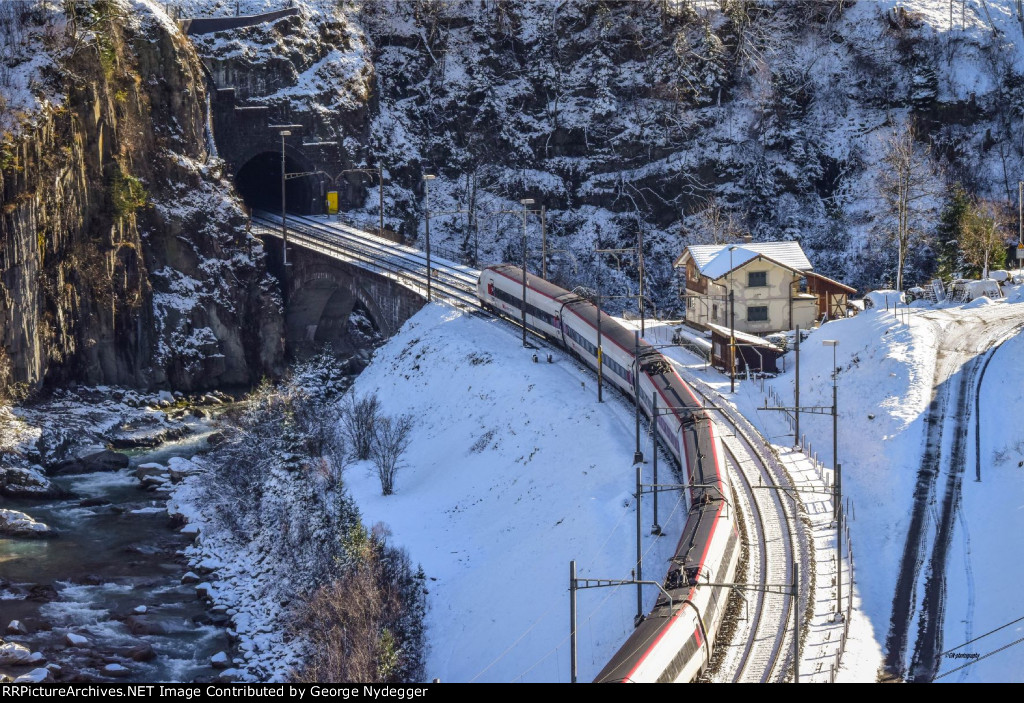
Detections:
[168, 457, 201, 483]
[7, 620, 28, 635]
[0, 465, 64, 499]
[26, 584, 58, 602]
[65, 633, 89, 647]
[0, 641, 34, 665]
[79, 498, 111, 508]
[125, 615, 167, 636]
[14, 668, 50, 683]
[116, 643, 156, 663]
[0, 509, 55, 538]
[53, 450, 129, 475]
[102, 663, 131, 678]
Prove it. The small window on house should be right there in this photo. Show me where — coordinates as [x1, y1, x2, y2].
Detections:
[747, 306, 768, 322]
[712, 303, 719, 320]
[748, 271, 767, 287]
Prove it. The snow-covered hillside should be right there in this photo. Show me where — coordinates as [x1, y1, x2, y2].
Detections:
[753, 286, 1024, 682]
[342, 304, 688, 683]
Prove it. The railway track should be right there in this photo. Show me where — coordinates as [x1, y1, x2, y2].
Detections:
[249, 217, 808, 680]
[672, 370, 807, 683]
[252, 211, 483, 311]
[720, 437, 797, 682]
[886, 309, 1024, 681]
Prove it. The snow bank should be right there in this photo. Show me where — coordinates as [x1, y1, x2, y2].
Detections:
[344, 304, 688, 683]
[943, 327, 1024, 682]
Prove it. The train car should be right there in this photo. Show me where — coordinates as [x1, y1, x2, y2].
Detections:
[477, 265, 638, 397]
[477, 265, 740, 683]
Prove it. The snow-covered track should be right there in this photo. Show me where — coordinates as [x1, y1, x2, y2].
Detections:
[720, 437, 797, 682]
[673, 372, 808, 683]
[252, 211, 483, 312]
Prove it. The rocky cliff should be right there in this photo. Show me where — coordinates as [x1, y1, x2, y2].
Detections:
[0, 0, 283, 394]
[182, 0, 1024, 308]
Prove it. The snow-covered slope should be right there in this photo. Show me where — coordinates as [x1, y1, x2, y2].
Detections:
[756, 288, 1024, 682]
[343, 304, 687, 683]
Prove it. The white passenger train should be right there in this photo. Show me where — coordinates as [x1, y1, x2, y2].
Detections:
[477, 264, 739, 682]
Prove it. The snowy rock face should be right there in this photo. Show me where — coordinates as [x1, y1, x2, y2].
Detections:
[188, 0, 1024, 306]
[0, 465, 57, 498]
[0, 641, 34, 666]
[0, 0, 283, 394]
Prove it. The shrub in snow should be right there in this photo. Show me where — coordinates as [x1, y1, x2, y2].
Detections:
[370, 414, 414, 497]
[292, 523, 425, 684]
[341, 392, 382, 462]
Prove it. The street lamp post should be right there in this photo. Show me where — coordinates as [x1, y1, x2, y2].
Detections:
[823, 339, 843, 619]
[422, 174, 435, 302]
[540, 205, 547, 279]
[596, 272, 603, 403]
[651, 391, 662, 536]
[279, 130, 291, 266]
[520, 198, 535, 348]
[638, 216, 646, 337]
[729, 245, 737, 393]
[634, 330, 643, 465]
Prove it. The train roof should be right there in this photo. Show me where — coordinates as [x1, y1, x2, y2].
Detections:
[593, 499, 725, 683]
[484, 265, 645, 355]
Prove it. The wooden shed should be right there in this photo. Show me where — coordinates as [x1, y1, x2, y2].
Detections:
[706, 323, 784, 375]
[804, 272, 857, 321]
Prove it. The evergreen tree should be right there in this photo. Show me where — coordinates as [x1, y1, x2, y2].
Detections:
[936, 183, 970, 280]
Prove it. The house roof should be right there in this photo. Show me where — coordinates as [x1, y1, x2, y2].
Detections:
[805, 271, 857, 294]
[676, 242, 813, 279]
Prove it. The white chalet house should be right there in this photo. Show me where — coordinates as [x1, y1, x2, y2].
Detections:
[674, 242, 855, 335]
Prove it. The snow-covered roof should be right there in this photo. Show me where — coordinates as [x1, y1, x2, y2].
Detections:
[678, 242, 813, 279]
[704, 322, 783, 349]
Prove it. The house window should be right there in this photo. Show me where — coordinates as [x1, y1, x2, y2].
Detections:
[748, 271, 767, 287]
[712, 303, 719, 320]
[747, 306, 768, 322]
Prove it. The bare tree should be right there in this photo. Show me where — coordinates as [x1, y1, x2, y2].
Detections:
[371, 414, 414, 496]
[686, 196, 746, 245]
[292, 523, 425, 683]
[878, 119, 944, 291]
[341, 392, 382, 461]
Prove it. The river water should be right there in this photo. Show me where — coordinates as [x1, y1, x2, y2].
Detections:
[0, 416, 228, 682]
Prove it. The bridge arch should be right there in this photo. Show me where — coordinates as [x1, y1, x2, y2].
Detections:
[285, 265, 395, 357]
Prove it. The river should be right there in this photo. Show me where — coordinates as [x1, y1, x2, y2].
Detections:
[1, 412, 229, 682]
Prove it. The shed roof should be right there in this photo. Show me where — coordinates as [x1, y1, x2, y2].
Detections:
[705, 323, 784, 350]
[804, 271, 857, 294]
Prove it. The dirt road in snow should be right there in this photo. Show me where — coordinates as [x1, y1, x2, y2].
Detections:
[884, 303, 1024, 681]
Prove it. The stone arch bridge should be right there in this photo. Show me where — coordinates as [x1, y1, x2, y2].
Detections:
[259, 228, 425, 359]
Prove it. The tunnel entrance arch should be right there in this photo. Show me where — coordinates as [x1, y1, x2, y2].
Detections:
[234, 148, 322, 215]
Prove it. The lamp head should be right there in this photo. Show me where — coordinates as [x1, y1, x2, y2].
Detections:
[822, 340, 838, 347]
[521, 198, 535, 206]
[280, 130, 292, 137]
[423, 174, 436, 181]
